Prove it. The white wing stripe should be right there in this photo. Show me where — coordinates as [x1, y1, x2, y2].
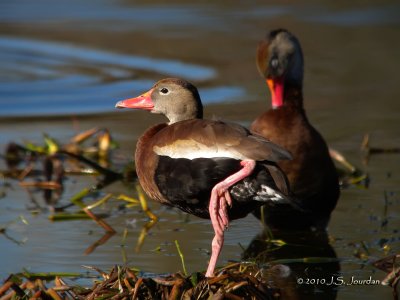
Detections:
[153, 139, 247, 160]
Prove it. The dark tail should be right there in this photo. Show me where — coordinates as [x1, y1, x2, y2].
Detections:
[260, 162, 308, 212]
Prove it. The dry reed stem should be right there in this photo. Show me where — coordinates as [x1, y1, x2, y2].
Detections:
[132, 277, 143, 300]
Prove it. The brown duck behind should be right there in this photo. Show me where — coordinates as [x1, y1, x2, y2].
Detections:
[252, 29, 340, 230]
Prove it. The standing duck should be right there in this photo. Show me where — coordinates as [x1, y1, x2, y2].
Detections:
[251, 29, 340, 230]
[116, 78, 292, 277]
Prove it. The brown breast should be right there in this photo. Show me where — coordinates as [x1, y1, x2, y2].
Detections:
[135, 123, 170, 204]
[251, 105, 339, 213]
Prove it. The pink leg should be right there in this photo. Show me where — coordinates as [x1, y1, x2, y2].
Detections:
[217, 192, 233, 226]
[205, 231, 224, 277]
[205, 160, 256, 277]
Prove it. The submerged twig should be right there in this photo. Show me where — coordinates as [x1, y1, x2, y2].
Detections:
[48, 213, 91, 221]
[84, 232, 116, 255]
[362, 133, 400, 155]
[19, 181, 62, 189]
[361, 133, 400, 166]
[137, 185, 157, 222]
[60, 150, 122, 180]
[83, 207, 116, 233]
[135, 220, 158, 253]
[134, 185, 158, 252]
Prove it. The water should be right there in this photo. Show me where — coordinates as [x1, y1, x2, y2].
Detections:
[1, 1, 400, 299]
[0, 36, 248, 117]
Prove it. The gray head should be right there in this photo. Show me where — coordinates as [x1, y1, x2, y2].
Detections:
[257, 29, 304, 89]
[116, 78, 203, 124]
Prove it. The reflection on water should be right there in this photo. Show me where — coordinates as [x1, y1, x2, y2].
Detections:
[243, 229, 340, 299]
[0, 36, 248, 117]
[0, 36, 215, 80]
[0, 0, 399, 299]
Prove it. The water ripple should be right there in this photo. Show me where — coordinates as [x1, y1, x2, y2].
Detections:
[0, 36, 246, 117]
[0, 37, 215, 81]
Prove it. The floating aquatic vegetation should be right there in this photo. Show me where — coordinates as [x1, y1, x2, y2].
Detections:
[0, 263, 280, 300]
[1, 127, 398, 300]
[0, 127, 158, 253]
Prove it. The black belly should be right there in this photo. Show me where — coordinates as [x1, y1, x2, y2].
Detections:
[154, 156, 281, 220]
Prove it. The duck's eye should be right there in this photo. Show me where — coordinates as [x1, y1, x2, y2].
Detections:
[160, 87, 169, 94]
[271, 57, 279, 69]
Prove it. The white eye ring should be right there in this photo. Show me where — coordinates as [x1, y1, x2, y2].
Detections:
[271, 57, 279, 69]
[160, 87, 170, 95]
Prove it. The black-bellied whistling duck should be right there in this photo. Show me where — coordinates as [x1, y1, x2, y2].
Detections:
[116, 78, 293, 277]
[251, 29, 340, 230]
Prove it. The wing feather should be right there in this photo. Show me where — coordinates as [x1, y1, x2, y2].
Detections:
[151, 119, 291, 162]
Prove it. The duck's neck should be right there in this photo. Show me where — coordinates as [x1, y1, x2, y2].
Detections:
[273, 84, 304, 112]
[166, 101, 203, 124]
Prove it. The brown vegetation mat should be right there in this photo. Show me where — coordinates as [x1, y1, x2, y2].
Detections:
[0, 264, 280, 300]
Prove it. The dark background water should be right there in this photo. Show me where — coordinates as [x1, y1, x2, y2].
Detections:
[1, 1, 399, 299]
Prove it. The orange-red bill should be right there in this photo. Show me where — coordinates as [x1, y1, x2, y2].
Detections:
[266, 78, 284, 109]
[115, 89, 154, 110]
